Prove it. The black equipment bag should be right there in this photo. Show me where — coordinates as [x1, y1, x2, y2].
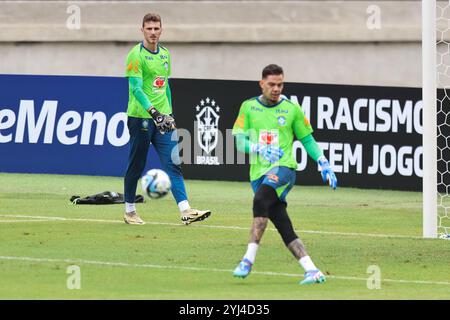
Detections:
[70, 191, 144, 205]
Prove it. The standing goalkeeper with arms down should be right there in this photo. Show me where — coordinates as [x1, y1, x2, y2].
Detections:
[232, 64, 337, 285]
[123, 13, 211, 225]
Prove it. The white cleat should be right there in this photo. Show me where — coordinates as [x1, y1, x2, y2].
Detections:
[124, 211, 145, 225]
[181, 208, 211, 225]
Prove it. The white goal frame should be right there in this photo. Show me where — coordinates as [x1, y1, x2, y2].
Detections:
[422, 0, 438, 238]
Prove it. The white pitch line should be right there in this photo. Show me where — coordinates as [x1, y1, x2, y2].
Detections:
[0, 219, 57, 223]
[0, 214, 123, 223]
[0, 255, 449, 287]
[0, 214, 422, 239]
[0, 214, 425, 239]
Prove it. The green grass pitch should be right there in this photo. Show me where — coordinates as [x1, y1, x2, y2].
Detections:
[0, 173, 449, 299]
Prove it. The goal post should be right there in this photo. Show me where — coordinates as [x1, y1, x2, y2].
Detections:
[422, 0, 437, 238]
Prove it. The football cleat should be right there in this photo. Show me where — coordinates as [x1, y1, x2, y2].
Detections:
[123, 211, 145, 225]
[181, 208, 211, 225]
[233, 258, 253, 278]
[439, 233, 450, 240]
[299, 269, 326, 285]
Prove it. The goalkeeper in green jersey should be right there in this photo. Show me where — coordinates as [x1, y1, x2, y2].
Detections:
[123, 13, 211, 225]
[232, 64, 337, 285]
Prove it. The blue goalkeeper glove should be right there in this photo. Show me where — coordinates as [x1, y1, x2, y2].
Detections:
[318, 156, 337, 190]
[251, 143, 284, 164]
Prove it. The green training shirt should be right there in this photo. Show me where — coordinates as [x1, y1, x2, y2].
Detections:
[125, 43, 172, 118]
[232, 97, 313, 181]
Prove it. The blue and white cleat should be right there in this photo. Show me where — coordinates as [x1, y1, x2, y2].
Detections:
[233, 258, 253, 278]
[439, 233, 450, 240]
[299, 269, 326, 285]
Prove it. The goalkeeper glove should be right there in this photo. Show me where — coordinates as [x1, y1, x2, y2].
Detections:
[318, 155, 337, 190]
[251, 143, 284, 163]
[148, 107, 176, 134]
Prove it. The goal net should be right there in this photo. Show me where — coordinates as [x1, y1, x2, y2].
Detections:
[436, 1, 450, 238]
[424, 0, 450, 238]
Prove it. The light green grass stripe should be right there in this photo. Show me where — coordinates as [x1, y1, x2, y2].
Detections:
[0, 214, 423, 239]
[0, 255, 449, 286]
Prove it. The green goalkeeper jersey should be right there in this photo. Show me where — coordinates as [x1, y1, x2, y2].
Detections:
[232, 97, 313, 181]
[125, 43, 172, 118]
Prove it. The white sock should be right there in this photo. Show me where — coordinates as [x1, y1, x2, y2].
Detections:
[243, 243, 259, 264]
[125, 202, 136, 214]
[178, 200, 190, 212]
[299, 255, 318, 272]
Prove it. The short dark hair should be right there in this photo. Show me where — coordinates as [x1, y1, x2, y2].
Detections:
[262, 64, 284, 79]
[142, 13, 162, 27]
